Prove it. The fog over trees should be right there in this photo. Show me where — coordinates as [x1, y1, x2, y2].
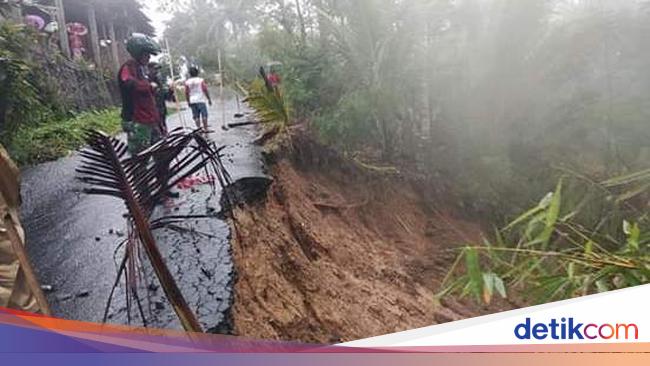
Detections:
[161, 1, 650, 303]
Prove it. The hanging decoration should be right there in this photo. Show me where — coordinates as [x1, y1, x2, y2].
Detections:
[24, 15, 46, 30]
[67, 22, 88, 60]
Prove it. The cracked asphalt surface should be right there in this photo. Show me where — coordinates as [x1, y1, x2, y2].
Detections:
[21, 89, 265, 332]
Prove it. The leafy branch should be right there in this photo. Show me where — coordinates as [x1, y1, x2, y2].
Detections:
[439, 174, 650, 305]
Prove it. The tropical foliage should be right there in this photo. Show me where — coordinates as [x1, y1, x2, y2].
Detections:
[164, 0, 650, 210]
[440, 171, 650, 305]
[135, 0, 650, 304]
[9, 108, 121, 165]
[245, 69, 291, 129]
[0, 22, 59, 144]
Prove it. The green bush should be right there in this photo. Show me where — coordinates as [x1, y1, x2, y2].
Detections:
[246, 78, 290, 129]
[9, 108, 121, 165]
[0, 22, 61, 143]
[440, 172, 650, 305]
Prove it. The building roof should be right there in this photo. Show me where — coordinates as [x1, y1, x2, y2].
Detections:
[30, 0, 155, 36]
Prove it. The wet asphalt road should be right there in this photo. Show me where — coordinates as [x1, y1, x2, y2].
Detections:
[21, 89, 265, 332]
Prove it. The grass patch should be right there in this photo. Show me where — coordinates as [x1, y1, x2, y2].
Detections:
[9, 108, 121, 166]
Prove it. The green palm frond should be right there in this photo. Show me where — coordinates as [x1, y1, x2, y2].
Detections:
[245, 70, 291, 129]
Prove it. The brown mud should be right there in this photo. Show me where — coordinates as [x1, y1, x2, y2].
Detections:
[229, 132, 510, 343]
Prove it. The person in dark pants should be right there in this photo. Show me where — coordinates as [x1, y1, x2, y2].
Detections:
[146, 61, 179, 200]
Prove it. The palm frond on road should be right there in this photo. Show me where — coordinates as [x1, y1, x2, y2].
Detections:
[77, 128, 233, 332]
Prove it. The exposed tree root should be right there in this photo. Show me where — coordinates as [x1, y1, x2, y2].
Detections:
[253, 126, 281, 145]
[352, 157, 400, 175]
[313, 198, 370, 211]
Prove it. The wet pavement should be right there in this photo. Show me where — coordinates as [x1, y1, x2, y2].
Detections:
[21, 89, 266, 332]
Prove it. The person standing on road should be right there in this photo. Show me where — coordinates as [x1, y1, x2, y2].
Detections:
[118, 33, 162, 154]
[148, 61, 174, 135]
[119, 34, 177, 201]
[184, 66, 212, 133]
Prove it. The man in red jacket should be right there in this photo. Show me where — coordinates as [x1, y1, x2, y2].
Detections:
[118, 33, 162, 154]
[118, 34, 179, 201]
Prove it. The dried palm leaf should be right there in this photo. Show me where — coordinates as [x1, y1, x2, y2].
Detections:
[77, 128, 234, 333]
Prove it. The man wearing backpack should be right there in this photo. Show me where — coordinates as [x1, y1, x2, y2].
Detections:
[118, 33, 162, 154]
[118, 34, 177, 201]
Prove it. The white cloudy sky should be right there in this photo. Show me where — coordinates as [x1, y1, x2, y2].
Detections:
[143, 1, 171, 38]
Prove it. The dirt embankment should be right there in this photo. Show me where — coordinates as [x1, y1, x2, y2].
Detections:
[229, 134, 498, 343]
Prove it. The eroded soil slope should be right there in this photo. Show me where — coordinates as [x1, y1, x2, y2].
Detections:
[229, 137, 497, 343]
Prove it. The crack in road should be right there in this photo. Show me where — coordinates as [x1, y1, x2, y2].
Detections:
[21, 90, 266, 333]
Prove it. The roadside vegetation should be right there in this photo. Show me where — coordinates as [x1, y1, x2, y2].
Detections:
[9, 108, 121, 166]
[440, 173, 650, 305]
[4, 0, 649, 307]
[0, 23, 65, 147]
[161, 0, 650, 306]
[0, 22, 120, 166]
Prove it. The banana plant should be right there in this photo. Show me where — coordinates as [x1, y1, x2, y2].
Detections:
[76, 128, 233, 332]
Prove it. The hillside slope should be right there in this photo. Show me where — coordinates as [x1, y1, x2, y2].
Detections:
[229, 134, 506, 343]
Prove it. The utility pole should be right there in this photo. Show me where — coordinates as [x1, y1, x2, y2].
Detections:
[165, 39, 176, 82]
[165, 39, 187, 129]
[87, 4, 102, 68]
[54, 0, 71, 58]
[108, 20, 120, 72]
[218, 48, 226, 130]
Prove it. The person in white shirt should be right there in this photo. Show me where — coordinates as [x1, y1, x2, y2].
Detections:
[184, 66, 213, 132]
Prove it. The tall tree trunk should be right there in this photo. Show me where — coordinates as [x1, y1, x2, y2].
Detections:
[313, 0, 329, 47]
[276, 0, 294, 36]
[295, 0, 307, 44]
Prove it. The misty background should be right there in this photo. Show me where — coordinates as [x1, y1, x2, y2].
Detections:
[153, 0, 650, 221]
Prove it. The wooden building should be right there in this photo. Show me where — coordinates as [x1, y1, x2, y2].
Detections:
[15, 0, 155, 72]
